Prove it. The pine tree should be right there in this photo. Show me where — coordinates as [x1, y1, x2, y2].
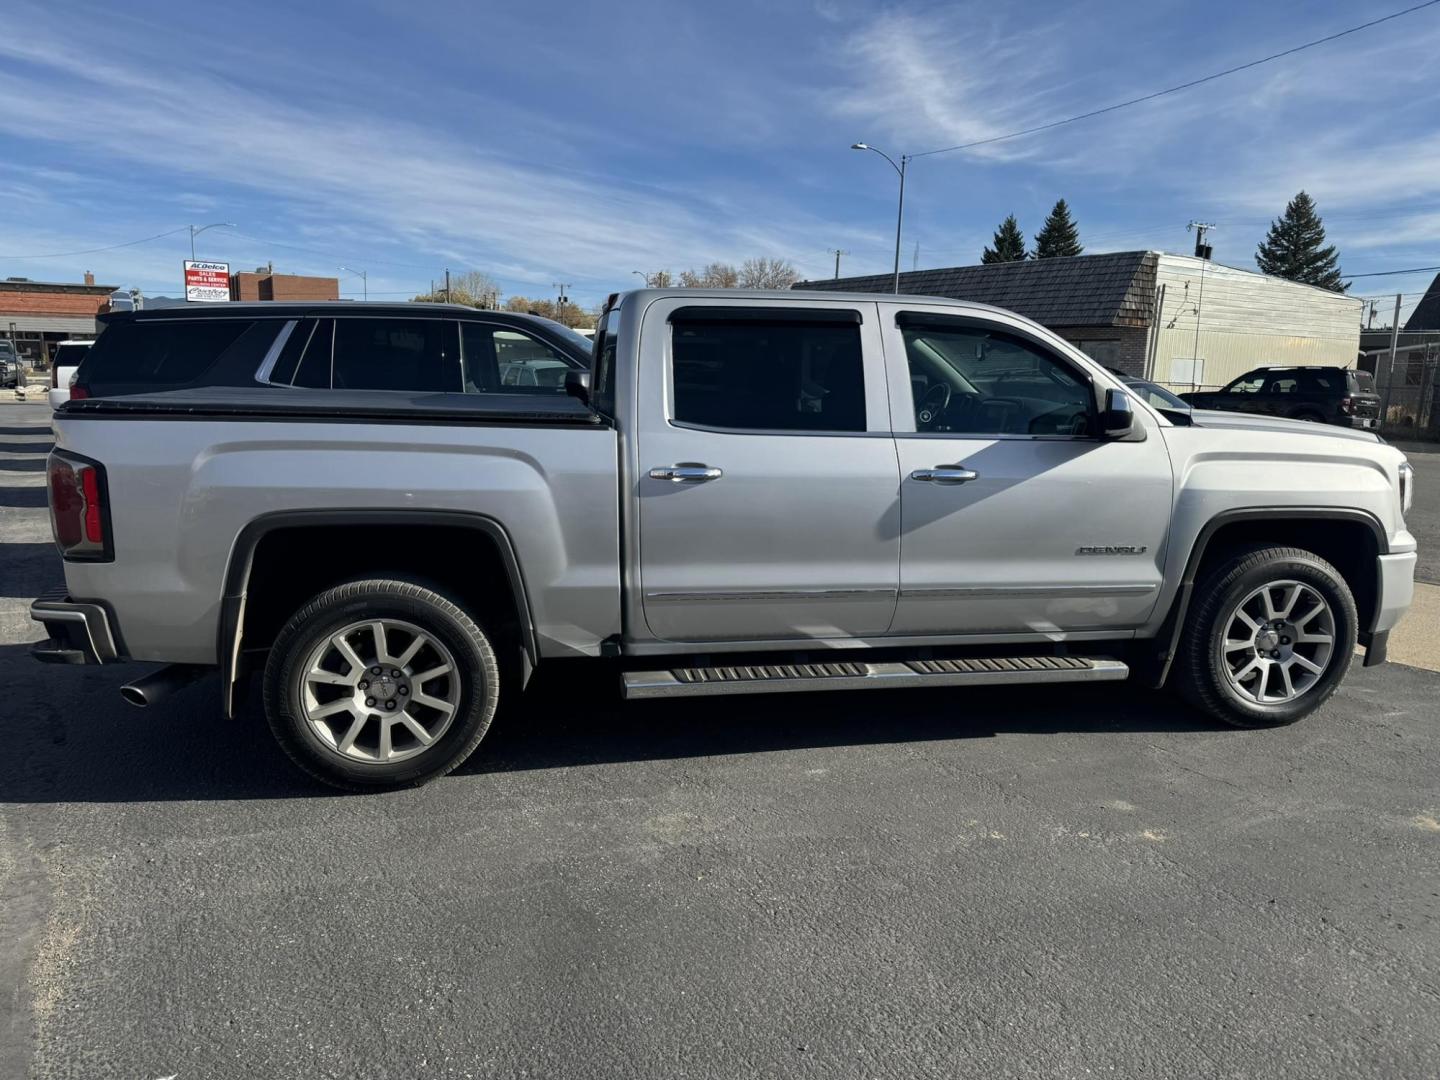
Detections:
[1033, 199, 1083, 258]
[1255, 191, 1346, 292]
[981, 215, 1028, 263]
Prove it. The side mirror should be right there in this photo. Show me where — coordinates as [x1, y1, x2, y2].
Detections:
[1100, 387, 1134, 438]
[564, 369, 591, 404]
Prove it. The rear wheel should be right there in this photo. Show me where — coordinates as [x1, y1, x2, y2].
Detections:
[263, 579, 499, 789]
[1175, 546, 1357, 727]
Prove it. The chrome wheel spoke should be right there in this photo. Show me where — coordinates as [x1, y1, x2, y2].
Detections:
[412, 692, 456, 717]
[334, 634, 365, 675]
[306, 669, 355, 687]
[309, 698, 355, 719]
[400, 713, 435, 745]
[378, 718, 394, 760]
[337, 712, 368, 754]
[394, 633, 426, 670]
[1233, 608, 1260, 633]
[1224, 638, 1253, 653]
[1297, 630, 1332, 645]
[1294, 602, 1326, 628]
[1276, 663, 1295, 699]
[411, 663, 453, 685]
[1291, 653, 1325, 676]
[368, 621, 391, 665]
[1261, 589, 1281, 621]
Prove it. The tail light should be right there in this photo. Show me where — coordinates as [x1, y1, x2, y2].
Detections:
[47, 452, 111, 560]
[68, 383, 89, 401]
[1340, 396, 1354, 415]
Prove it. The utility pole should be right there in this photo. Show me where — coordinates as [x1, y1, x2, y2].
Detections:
[444, 269, 450, 304]
[1185, 222, 1216, 390]
[912, 241, 920, 272]
[553, 282, 573, 326]
[1382, 293, 1402, 421]
[827, 249, 849, 279]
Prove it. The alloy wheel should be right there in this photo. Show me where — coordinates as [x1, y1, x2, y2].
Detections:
[1221, 580, 1335, 705]
[300, 618, 461, 763]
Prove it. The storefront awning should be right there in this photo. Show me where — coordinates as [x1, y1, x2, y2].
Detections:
[0, 315, 100, 334]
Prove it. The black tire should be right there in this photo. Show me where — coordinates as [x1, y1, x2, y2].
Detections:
[263, 578, 499, 790]
[1290, 410, 1325, 423]
[1174, 545, 1357, 728]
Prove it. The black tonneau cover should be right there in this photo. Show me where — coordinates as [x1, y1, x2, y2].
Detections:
[58, 385, 602, 426]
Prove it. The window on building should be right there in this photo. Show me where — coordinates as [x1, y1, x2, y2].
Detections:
[901, 318, 1092, 435]
[670, 312, 866, 432]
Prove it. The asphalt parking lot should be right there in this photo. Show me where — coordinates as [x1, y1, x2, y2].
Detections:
[3, 405, 1438, 1079]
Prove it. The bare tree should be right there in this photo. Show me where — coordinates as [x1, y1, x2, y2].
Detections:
[413, 269, 502, 308]
[738, 257, 799, 290]
[678, 262, 740, 288]
[649, 269, 675, 288]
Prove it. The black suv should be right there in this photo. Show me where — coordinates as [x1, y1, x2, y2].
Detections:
[70, 303, 591, 400]
[1180, 366, 1381, 429]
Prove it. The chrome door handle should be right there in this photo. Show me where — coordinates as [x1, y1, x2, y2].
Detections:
[911, 465, 979, 484]
[649, 464, 723, 482]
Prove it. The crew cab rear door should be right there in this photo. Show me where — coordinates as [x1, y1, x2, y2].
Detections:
[881, 303, 1173, 636]
[633, 298, 900, 643]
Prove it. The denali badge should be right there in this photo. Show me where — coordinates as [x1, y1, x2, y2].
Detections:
[1076, 545, 1148, 555]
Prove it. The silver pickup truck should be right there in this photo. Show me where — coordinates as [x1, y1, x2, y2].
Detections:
[33, 292, 1418, 789]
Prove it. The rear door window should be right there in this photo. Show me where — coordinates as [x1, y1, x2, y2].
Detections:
[669, 312, 866, 432]
[78, 319, 278, 396]
[330, 318, 456, 393]
[460, 323, 579, 393]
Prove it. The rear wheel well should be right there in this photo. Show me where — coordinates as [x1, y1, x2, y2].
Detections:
[235, 523, 528, 665]
[1190, 517, 1378, 632]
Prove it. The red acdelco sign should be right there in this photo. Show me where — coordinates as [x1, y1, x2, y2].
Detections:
[183, 261, 230, 303]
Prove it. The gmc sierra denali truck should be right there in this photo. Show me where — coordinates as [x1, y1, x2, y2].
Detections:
[33, 293, 1417, 789]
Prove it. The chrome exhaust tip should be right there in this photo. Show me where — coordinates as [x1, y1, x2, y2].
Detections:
[120, 664, 208, 708]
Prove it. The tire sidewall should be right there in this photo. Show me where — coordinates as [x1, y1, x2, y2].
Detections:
[265, 583, 497, 788]
[1199, 553, 1356, 726]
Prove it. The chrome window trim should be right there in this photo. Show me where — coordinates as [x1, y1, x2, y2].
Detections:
[645, 588, 895, 603]
[901, 584, 1156, 599]
[252, 320, 298, 384]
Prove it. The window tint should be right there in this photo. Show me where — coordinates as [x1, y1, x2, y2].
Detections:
[78, 319, 275, 396]
[52, 343, 91, 366]
[460, 323, 577, 393]
[592, 306, 619, 418]
[1301, 370, 1339, 392]
[671, 316, 865, 432]
[1267, 376, 1300, 394]
[901, 320, 1091, 436]
[1350, 370, 1376, 392]
[269, 318, 314, 385]
[1225, 373, 1266, 394]
[332, 318, 454, 392]
[292, 319, 333, 388]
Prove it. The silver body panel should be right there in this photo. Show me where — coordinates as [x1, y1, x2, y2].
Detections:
[51, 289, 1415, 667]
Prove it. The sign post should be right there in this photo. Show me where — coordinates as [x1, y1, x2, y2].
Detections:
[183, 261, 230, 303]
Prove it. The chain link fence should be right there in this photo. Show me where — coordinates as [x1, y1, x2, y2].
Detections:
[1373, 336, 1440, 439]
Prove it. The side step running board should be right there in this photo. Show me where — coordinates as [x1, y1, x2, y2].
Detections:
[622, 655, 1129, 699]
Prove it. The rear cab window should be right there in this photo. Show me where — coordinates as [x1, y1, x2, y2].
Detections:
[459, 323, 580, 393]
[76, 318, 280, 397]
[668, 308, 866, 432]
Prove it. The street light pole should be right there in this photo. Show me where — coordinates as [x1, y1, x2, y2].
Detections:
[631, 270, 650, 287]
[850, 144, 908, 294]
[338, 266, 367, 301]
[188, 222, 235, 260]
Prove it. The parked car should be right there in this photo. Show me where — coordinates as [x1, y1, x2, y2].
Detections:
[33, 294, 1417, 790]
[47, 340, 93, 409]
[1180, 366, 1381, 429]
[0, 340, 19, 389]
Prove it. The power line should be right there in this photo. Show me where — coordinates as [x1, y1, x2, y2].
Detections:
[0, 226, 191, 260]
[1348, 265, 1440, 278]
[910, 0, 1440, 159]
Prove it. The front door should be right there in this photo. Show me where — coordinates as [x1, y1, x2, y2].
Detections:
[883, 304, 1173, 636]
[635, 299, 900, 643]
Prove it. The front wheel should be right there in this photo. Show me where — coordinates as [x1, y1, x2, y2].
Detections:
[1174, 545, 1357, 728]
[263, 579, 499, 790]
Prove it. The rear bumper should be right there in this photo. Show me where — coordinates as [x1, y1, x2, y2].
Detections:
[29, 595, 122, 665]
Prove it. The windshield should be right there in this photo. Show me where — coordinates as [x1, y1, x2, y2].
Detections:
[530, 317, 594, 357]
[1123, 377, 1189, 410]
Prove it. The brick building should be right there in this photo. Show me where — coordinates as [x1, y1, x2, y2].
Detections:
[0, 273, 117, 367]
[798, 250, 1361, 391]
[230, 269, 339, 302]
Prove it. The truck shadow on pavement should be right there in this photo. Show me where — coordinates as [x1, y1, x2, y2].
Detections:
[2, 644, 1219, 803]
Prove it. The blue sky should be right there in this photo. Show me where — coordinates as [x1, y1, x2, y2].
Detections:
[1, 0, 1438, 318]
